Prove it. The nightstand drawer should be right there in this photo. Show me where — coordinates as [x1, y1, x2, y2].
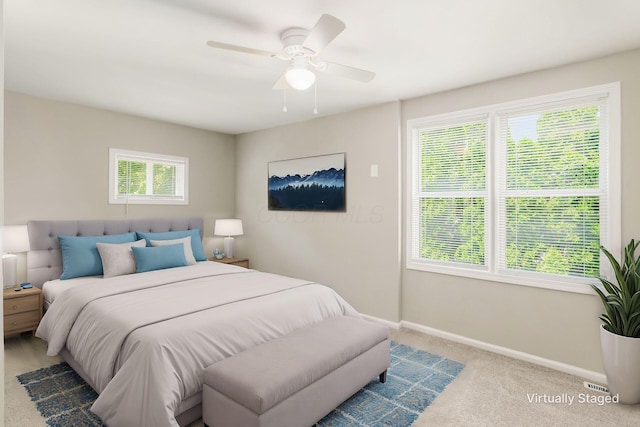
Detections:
[3, 293, 40, 314]
[4, 310, 40, 333]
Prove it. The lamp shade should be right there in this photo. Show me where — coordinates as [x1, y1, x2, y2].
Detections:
[214, 219, 243, 237]
[2, 225, 30, 253]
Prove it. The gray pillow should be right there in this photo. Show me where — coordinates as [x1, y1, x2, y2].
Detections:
[97, 239, 147, 278]
[150, 236, 197, 265]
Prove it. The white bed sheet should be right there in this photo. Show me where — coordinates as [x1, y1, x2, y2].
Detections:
[36, 261, 359, 427]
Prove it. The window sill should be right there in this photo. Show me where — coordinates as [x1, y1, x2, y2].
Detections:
[406, 260, 598, 295]
[109, 198, 188, 205]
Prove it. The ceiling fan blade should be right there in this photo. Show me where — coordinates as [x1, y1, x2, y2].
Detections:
[324, 62, 376, 83]
[272, 73, 287, 90]
[302, 14, 346, 54]
[206, 40, 276, 58]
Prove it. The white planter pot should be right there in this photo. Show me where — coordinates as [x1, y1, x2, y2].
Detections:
[600, 324, 640, 404]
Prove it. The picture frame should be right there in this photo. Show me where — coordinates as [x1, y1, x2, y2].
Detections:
[268, 153, 346, 212]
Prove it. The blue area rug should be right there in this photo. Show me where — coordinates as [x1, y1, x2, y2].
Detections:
[16, 362, 102, 426]
[17, 341, 464, 427]
[318, 340, 465, 426]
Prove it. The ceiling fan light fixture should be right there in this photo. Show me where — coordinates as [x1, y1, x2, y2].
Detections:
[285, 66, 315, 90]
[285, 68, 316, 90]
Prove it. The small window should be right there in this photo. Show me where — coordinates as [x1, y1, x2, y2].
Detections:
[109, 149, 189, 205]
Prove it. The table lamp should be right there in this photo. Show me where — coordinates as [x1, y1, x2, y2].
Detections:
[214, 219, 243, 258]
[2, 225, 30, 289]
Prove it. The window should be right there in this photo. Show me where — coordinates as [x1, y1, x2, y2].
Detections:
[407, 83, 620, 292]
[109, 149, 189, 205]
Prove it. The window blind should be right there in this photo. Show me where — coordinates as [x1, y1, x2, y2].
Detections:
[411, 115, 488, 268]
[497, 100, 608, 279]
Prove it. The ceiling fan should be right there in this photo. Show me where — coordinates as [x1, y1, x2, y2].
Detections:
[206, 14, 375, 91]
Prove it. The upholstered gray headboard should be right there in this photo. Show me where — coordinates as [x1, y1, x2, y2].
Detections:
[27, 217, 204, 288]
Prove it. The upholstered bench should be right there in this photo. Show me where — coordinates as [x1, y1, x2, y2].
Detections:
[202, 316, 390, 427]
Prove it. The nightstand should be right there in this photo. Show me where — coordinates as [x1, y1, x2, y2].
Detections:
[209, 257, 250, 269]
[3, 287, 43, 337]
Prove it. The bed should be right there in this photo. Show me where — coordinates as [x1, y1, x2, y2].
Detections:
[28, 218, 360, 427]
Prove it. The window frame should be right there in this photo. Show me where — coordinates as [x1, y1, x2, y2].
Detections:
[108, 148, 189, 205]
[406, 83, 621, 294]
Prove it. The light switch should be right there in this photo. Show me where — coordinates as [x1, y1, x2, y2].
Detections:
[370, 164, 379, 177]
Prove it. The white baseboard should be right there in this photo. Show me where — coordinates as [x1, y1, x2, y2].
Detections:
[400, 320, 607, 385]
[360, 314, 401, 330]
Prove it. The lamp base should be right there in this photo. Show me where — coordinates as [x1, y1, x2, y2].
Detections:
[2, 254, 18, 289]
[223, 237, 235, 258]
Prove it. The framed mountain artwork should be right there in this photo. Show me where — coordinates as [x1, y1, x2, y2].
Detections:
[268, 153, 346, 211]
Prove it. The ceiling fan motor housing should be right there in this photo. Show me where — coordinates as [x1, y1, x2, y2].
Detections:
[281, 28, 315, 57]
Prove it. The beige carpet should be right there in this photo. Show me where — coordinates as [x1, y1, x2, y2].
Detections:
[5, 328, 640, 426]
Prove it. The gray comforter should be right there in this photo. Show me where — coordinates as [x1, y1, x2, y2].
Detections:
[36, 262, 359, 427]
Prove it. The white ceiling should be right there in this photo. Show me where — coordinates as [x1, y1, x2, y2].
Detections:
[5, 0, 640, 135]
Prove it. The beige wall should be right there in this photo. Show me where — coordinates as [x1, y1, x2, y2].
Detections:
[401, 48, 640, 373]
[3, 92, 237, 284]
[4, 91, 237, 236]
[235, 102, 402, 321]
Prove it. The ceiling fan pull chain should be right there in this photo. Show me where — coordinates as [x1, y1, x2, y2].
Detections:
[282, 86, 288, 113]
[313, 80, 318, 115]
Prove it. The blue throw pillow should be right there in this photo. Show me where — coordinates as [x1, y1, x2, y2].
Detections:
[131, 244, 188, 273]
[59, 232, 137, 280]
[136, 229, 206, 261]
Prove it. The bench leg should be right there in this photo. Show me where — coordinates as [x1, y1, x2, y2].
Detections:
[379, 370, 387, 383]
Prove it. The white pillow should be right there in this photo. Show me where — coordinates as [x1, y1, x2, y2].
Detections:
[97, 239, 147, 278]
[150, 236, 196, 265]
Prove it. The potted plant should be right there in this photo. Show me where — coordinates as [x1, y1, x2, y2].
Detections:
[591, 239, 640, 404]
